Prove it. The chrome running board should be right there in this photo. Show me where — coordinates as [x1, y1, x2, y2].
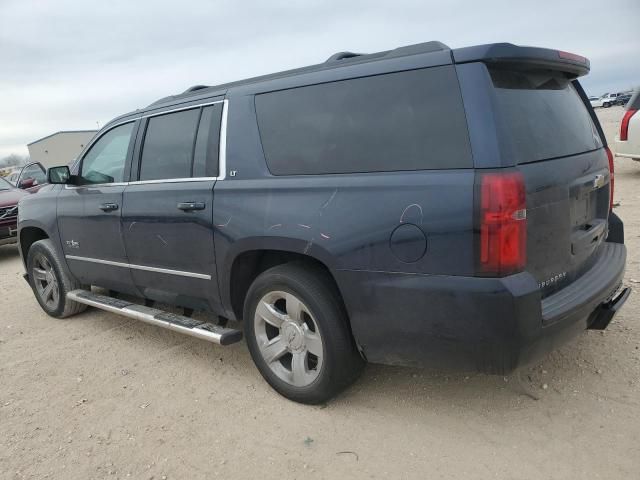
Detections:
[67, 289, 242, 346]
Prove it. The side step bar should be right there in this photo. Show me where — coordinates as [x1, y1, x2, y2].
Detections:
[67, 290, 243, 346]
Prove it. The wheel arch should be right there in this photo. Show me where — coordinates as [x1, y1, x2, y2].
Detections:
[19, 226, 49, 267]
[223, 238, 346, 324]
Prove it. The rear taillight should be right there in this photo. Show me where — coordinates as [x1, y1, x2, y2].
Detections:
[558, 50, 587, 63]
[606, 146, 614, 210]
[620, 109, 637, 141]
[478, 172, 527, 276]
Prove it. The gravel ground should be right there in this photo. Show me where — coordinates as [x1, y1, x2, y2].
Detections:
[1, 107, 638, 480]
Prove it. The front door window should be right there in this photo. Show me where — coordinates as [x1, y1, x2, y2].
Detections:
[80, 123, 134, 184]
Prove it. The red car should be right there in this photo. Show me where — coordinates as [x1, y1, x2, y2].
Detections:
[0, 176, 27, 246]
[7, 162, 48, 193]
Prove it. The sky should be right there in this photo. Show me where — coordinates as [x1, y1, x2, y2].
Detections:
[1, 0, 638, 159]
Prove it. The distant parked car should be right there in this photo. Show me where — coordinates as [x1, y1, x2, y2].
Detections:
[0, 176, 27, 246]
[10, 162, 48, 193]
[4, 169, 21, 186]
[614, 93, 632, 107]
[615, 90, 640, 160]
[590, 93, 622, 108]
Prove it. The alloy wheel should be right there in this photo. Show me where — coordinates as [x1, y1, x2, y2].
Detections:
[32, 254, 60, 309]
[254, 290, 324, 387]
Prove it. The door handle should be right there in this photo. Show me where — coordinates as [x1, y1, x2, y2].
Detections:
[177, 202, 206, 212]
[99, 203, 119, 212]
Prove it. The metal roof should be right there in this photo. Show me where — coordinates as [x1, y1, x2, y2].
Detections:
[27, 130, 98, 147]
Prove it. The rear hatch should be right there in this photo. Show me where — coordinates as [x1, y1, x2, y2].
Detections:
[487, 64, 610, 297]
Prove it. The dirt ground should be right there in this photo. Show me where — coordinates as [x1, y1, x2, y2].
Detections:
[1, 107, 639, 480]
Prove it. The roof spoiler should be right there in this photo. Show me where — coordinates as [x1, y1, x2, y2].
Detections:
[452, 43, 590, 77]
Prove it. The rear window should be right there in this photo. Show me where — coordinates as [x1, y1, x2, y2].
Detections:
[489, 67, 602, 164]
[255, 66, 472, 175]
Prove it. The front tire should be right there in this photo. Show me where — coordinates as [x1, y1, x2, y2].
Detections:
[244, 263, 364, 404]
[27, 239, 87, 318]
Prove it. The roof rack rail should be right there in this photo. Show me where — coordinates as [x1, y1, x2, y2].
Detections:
[147, 95, 175, 107]
[182, 85, 210, 94]
[325, 51, 363, 63]
[325, 41, 450, 64]
[385, 41, 450, 58]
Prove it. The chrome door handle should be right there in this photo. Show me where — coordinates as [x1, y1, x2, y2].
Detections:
[177, 202, 206, 212]
[99, 203, 119, 212]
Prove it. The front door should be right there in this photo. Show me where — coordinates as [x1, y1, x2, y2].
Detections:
[121, 101, 224, 311]
[57, 121, 139, 295]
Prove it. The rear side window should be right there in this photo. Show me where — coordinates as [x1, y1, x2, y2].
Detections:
[255, 66, 472, 175]
[139, 109, 201, 181]
[489, 67, 602, 164]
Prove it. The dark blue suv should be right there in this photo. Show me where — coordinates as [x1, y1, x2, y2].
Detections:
[18, 41, 629, 403]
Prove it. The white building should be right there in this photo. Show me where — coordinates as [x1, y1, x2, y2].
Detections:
[27, 130, 97, 168]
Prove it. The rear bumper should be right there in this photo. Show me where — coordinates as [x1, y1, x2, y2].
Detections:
[338, 242, 628, 374]
[614, 137, 640, 159]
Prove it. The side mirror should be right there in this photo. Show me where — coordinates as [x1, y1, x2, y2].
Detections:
[18, 178, 35, 189]
[48, 166, 72, 184]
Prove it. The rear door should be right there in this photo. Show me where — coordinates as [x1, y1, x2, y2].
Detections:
[121, 101, 224, 311]
[486, 65, 609, 296]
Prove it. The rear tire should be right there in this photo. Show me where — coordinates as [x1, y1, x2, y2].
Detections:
[27, 239, 87, 318]
[244, 263, 364, 404]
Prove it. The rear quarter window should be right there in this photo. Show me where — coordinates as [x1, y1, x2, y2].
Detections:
[255, 66, 472, 175]
[489, 67, 602, 164]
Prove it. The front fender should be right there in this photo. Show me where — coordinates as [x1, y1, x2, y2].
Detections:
[17, 187, 62, 269]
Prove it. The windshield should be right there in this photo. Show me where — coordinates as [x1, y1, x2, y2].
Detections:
[0, 177, 13, 191]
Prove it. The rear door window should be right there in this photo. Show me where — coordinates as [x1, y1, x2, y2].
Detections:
[138, 104, 223, 181]
[489, 67, 602, 164]
[139, 109, 201, 181]
[255, 66, 472, 175]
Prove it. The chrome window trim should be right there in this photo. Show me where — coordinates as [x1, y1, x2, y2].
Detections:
[218, 99, 228, 181]
[64, 99, 228, 189]
[127, 177, 218, 186]
[142, 99, 224, 119]
[65, 182, 129, 189]
[65, 255, 212, 280]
